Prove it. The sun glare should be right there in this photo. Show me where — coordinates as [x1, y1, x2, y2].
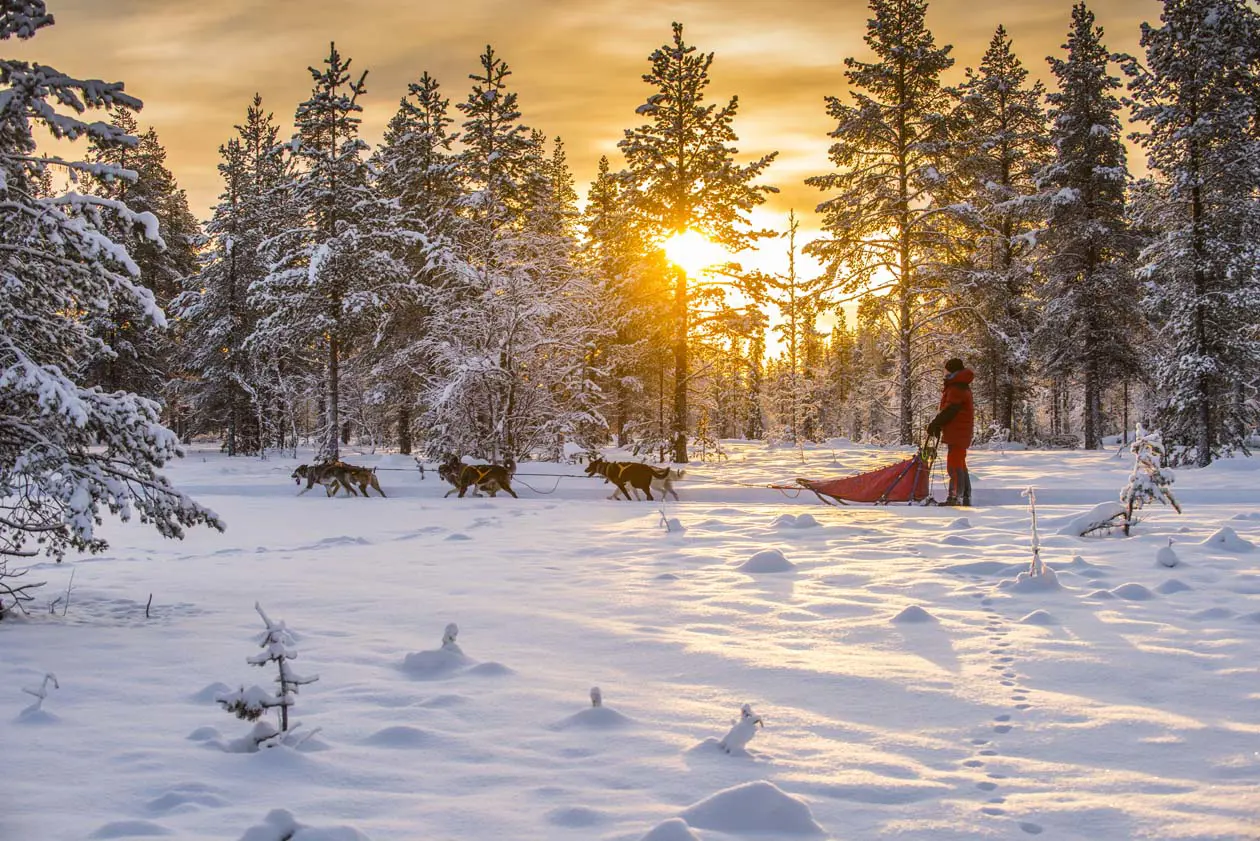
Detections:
[663, 230, 727, 276]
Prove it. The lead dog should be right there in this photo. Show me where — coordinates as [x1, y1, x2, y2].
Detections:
[438, 455, 519, 498]
[585, 458, 683, 501]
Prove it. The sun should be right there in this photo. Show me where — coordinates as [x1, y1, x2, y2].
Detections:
[662, 230, 727, 277]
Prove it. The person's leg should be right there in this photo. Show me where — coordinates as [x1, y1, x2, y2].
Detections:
[945, 445, 965, 502]
[958, 446, 971, 506]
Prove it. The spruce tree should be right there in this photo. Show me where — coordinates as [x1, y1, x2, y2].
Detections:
[369, 72, 463, 454]
[423, 47, 599, 460]
[175, 96, 288, 455]
[950, 26, 1053, 440]
[1036, 3, 1139, 450]
[1123, 0, 1260, 464]
[0, 3, 222, 565]
[806, 0, 955, 445]
[254, 43, 402, 462]
[619, 22, 777, 463]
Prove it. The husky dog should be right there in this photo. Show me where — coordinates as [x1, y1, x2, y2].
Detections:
[585, 458, 683, 501]
[292, 462, 386, 497]
[438, 455, 518, 499]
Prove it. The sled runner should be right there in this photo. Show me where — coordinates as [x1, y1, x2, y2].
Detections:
[796, 437, 939, 506]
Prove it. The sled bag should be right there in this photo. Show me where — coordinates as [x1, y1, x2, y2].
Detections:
[798, 455, 930, 504]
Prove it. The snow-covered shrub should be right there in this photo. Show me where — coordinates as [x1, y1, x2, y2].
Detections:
[1021, 487, 1046, 577]
[217, 603, 319, 750]
[0, 559, 43, 619]
[717, 703, 763, 754]
[1119, 425, 1181, 535]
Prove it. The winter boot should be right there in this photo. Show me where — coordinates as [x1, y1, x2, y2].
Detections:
[960, 469, 972, 507]
[941, 496, 963, 507]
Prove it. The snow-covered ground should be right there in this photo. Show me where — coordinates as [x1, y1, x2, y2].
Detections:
[5, 441, 1259, 841]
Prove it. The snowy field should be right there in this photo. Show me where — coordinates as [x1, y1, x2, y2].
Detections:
[5, 441, 1259, 841]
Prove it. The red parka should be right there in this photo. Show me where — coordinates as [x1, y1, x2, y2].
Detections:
[934, 368, 975, 447]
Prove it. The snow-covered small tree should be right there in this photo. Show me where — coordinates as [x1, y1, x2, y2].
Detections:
[217, 602, 319, 750]
[1119, 424, 1181, 535]
[0, 3, 223, 568]
[717, 702, 763, 754]
[20, 672, 57, 713]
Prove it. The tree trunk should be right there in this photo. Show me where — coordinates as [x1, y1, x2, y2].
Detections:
[397, 405, 412, 455]
[324, 336, 340, 462]
[1083, 361, 1100, 450]
[898, 292, 913, 445]
[672, 267, 689, 464]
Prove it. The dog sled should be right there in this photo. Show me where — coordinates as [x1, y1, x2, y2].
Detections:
[795, 437, 939, 506]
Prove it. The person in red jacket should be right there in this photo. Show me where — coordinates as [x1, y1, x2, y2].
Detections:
[927, 358, 974, 506]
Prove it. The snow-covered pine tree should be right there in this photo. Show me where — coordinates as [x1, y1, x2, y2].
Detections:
[1123, 0, 1260, 465]
[254, 43, 405, 462]
[619, 22, 778, 463]
[0, 4, 223, 571]
[82, 111, 200, 423]
[1035, 3, 1140, 450]
[175, 96, 290, 456]
[806, 0, 955, 446]
[950, 26, 1053, 441]
[367, 72, 463, 454]
[423, 47, 599, 460]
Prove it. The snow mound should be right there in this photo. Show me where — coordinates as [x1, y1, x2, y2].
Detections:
[467, 661, 514, 677]
[639, 818, 702, 841]
[1238, 611, 1260, 624]
[772, 513, 820, 529]
[655, 573, 680, 581]
[546, 806, 606, 827]
[445, 533, 472, 541]
[738, 548, 796, 573]
[1199, 527, 1255, 553]
[891, 605, 937, 624]
[1087, 588, 1117, 599]
[239, 809, 373, 841]
[192, 682, 233, 703]
[1156, 579, 1192, 594]
[1156, 545, 1180, 567]
[940, 534, 973, 546]
[186, 726, 220, 741]
[663, 518, 686, 533]
[679, 780, 824, 835]
[1019, 610, 1058, 625]
[1110, 583, 1157, 601]
[947, 517, 972, 530]
[550, 706, 636, 730]
[400, 647, 474, 678]
[90, 820, 172, 838]
[999, 567, 1062, 592]
[362, 726, 437, 748]
[1191, 607, 1236, 621]
[943, 560, 1025, 576]
[1231, 512, 1260, 521]
[1055, 502, 1126, 536]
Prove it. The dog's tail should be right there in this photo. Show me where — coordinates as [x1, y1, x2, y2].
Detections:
[651, 466, 672, 479]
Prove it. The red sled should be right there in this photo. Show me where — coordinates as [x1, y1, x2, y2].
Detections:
[796, 440, 937, 506]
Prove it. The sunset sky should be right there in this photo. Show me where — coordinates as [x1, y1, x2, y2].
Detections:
[14, 0, 1161, 268]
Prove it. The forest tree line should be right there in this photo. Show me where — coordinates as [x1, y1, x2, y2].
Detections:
[76, 0, 1260, 466]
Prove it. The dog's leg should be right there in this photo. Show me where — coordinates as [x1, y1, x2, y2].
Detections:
[372, 478, 386, 497]
[444, 487, 458, 498]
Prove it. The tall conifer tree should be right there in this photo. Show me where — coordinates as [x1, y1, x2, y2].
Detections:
[1123, 0, 1260, 464]
[806, 0, 955, 445]
[620, 22, 777, 462]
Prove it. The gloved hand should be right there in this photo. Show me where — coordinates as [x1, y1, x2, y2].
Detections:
[927, 421, 942, 438]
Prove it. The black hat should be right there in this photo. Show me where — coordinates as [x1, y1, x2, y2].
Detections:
[945, 358, 964, 373]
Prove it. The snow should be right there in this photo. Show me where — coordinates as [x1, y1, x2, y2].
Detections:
[4, 441, 1259, 840]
